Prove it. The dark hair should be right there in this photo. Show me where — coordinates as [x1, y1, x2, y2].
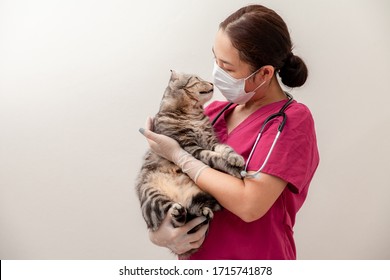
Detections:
[220, 5, 308, 87]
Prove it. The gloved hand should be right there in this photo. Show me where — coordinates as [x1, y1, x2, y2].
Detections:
[139, 117, 209, 183]
[139, 117, 183, 164]
[149, 207, 210, 255]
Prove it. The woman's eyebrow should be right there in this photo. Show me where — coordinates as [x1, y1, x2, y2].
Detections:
[212, 47, 234, 66]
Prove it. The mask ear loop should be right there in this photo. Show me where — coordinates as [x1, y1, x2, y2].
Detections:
[244, 68, 265, 92]
[248, 79, 266, 93]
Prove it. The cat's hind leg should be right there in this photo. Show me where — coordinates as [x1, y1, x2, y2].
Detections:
[186, 207, 214, 234]
[170, 203, 187, 227]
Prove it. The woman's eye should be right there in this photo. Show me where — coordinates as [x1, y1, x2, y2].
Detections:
[222, 64, 235, 73]
[213, 58, 235, 73]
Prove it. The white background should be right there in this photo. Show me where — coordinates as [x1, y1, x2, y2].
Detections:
[0, 0, 389, 259]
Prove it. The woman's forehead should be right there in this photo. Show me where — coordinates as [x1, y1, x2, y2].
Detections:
[212, 29, 241, 67]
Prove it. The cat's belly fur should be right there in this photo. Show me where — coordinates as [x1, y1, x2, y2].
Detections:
[147, 164, 203, 207]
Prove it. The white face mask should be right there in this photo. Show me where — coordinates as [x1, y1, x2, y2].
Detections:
[212, 62, 266, 104]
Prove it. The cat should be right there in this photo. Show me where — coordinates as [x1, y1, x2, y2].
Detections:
[135, 70, 244, 257]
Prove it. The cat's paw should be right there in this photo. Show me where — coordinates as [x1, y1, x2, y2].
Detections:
[187, 206, 214, 234]
[171, 203, 187, 227]
[201, 207, 214, 220]
[214, 145, 245, 167]
[226, 166, 243, 179]
[226, 153, 245, 168]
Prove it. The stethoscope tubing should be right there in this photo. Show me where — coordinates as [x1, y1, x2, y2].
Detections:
[212, 92, 294, 178]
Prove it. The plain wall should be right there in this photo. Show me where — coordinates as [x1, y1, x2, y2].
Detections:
[0, 0, 389, 259]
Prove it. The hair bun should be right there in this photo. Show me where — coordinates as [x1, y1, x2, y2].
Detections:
[279, 53, 308, 88]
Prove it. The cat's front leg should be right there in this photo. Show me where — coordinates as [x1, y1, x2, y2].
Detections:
[210, 144, 245, 178]
[214, 144, 245, 167]
[183, 145, 244, 178]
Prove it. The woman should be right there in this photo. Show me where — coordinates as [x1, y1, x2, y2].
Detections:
[140, 4, 319, 259]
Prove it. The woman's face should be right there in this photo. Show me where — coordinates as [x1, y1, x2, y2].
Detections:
[212, 29, 253, 80]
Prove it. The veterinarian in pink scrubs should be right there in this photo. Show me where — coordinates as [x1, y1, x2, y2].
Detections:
[141, 4, 319, 259]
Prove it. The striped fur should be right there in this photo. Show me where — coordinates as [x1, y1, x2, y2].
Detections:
[135, 71, 244, 257]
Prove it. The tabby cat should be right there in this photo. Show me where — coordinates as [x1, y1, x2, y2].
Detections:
[136, 70, 244, 257]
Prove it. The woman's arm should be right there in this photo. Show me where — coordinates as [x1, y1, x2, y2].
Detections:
[196, 168, 286, 222]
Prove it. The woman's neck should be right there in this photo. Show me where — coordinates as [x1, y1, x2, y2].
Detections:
[240, 77, 287, 112]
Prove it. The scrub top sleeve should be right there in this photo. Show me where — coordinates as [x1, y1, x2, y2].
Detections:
[248, 104, 319, 194]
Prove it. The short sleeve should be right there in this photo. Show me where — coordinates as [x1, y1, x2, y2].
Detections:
[247, 103, 319, 193]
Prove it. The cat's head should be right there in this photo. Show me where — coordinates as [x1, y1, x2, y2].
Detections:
[160, 70, 213, 112]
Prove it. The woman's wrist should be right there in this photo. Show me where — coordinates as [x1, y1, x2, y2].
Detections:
[173, 151, 209, 183]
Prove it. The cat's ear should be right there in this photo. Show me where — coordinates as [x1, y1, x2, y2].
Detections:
[170, 70, 179, 81]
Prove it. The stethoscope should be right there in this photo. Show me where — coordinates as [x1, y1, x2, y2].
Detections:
[212, 92, 294, 178]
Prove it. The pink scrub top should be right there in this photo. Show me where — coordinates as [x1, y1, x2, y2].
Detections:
[188, 99, 320, 260]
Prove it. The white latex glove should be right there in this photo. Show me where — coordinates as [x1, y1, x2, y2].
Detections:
[139, 117, 183, 163]
[149, 207, 210, 255]
[139, 117, 209, 183]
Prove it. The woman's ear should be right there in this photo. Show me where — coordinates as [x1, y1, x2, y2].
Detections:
[257, 65, 275, 82]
